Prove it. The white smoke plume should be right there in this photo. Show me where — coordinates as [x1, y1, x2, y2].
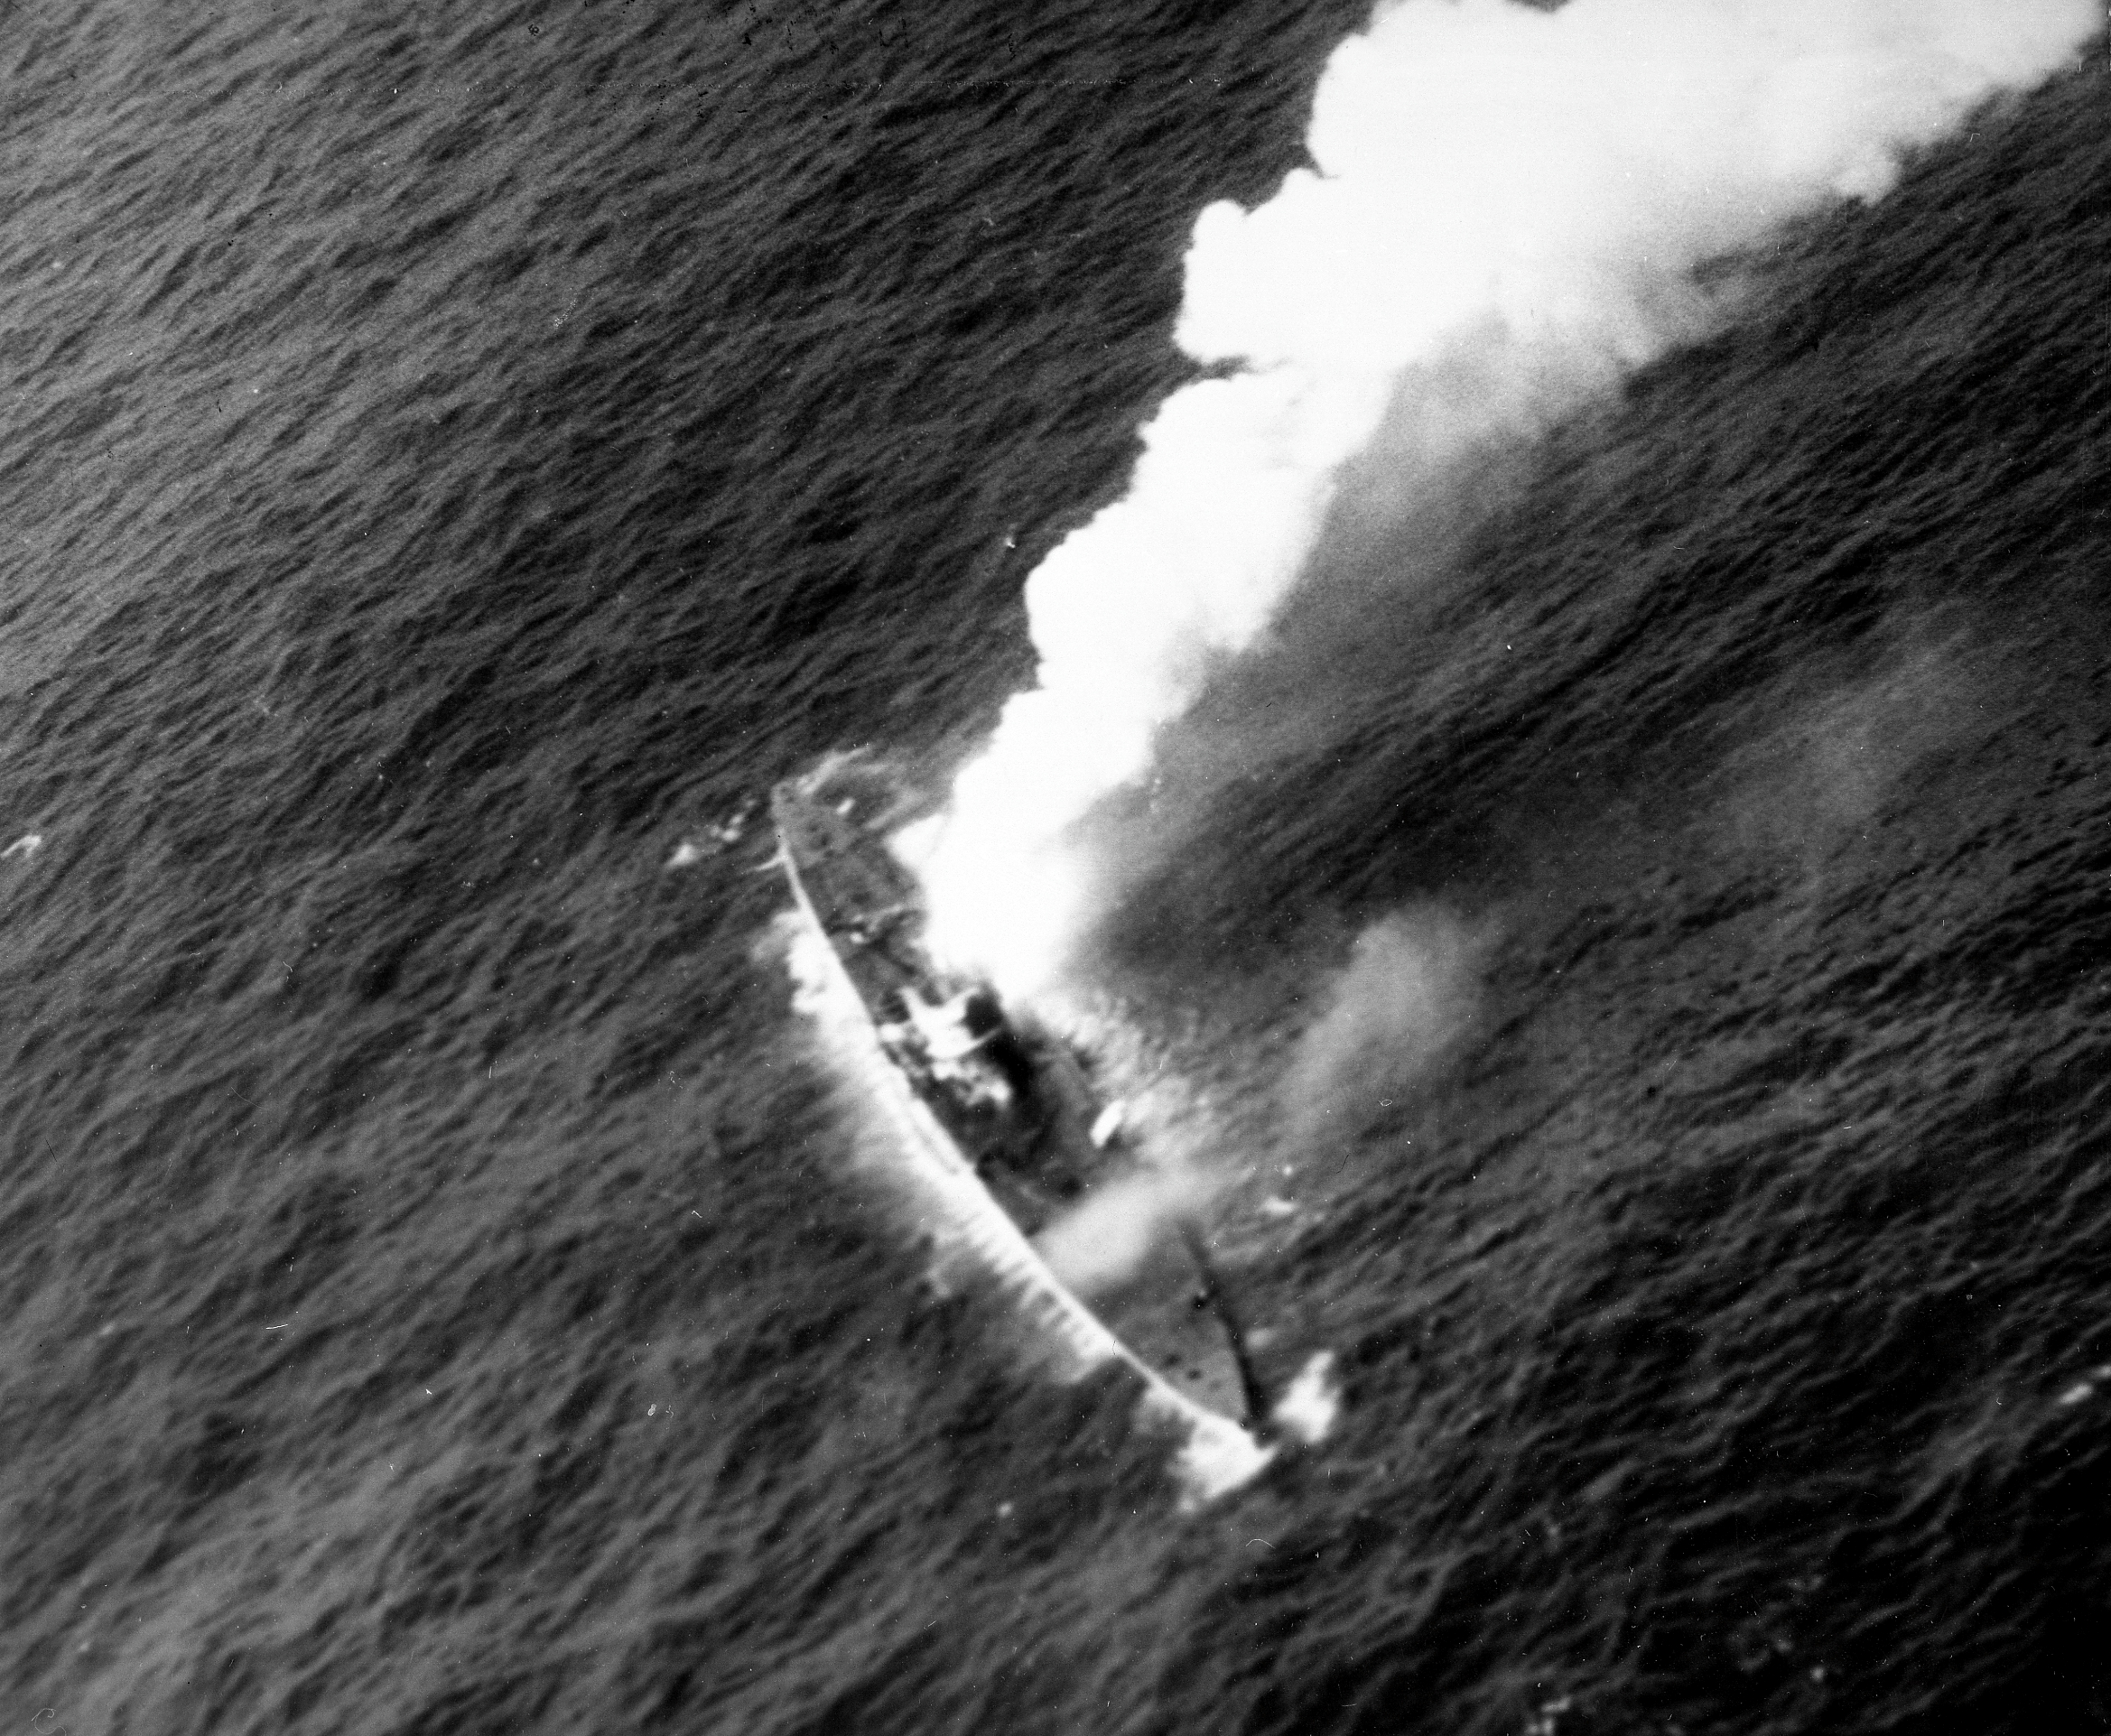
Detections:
[901, 0, 2098, 999]
[1285, 910, 1484, 1141]
[1036, 1156, 1216, 1298]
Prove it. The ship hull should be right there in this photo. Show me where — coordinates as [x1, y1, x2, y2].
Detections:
[772, 771, 1270, 1481]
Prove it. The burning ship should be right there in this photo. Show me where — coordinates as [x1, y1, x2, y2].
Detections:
[772, 763, 1276, 1485]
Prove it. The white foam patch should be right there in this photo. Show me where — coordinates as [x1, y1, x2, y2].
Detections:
[1272, 1351, 1344, 1446]
[1170, 1405, 1278, 1508]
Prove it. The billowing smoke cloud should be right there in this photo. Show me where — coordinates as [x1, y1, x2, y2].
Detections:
[1036, 1156, 1215, 1297]
[900, 0, 2097, 999]
[1721, 631, 1989, 861]
[1030, 1009, 1235, 1294]
[1284, 910, 1484, 1142]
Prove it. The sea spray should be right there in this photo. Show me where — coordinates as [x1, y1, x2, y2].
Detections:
[901, 0, 2101, 999]
[1272, 1351, 1344, 1446]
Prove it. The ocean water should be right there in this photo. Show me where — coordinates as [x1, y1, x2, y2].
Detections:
[4, 4, 2108, 1734]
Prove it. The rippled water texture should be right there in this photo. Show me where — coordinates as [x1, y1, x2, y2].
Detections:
[4, 5, 2107, 1734]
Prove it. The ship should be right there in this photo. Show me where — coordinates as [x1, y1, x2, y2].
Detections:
[771, 762, 1275, 1483]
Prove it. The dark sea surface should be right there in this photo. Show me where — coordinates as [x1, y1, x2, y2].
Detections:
[5, 5, 2108, 1734]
